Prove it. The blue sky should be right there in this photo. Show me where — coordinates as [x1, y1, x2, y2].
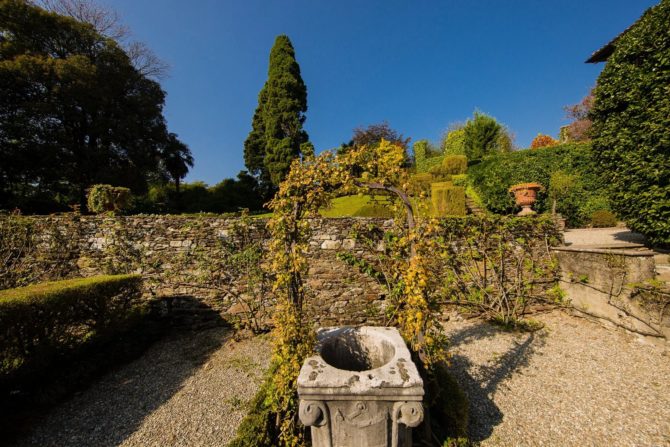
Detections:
[110, 0, 657, 185]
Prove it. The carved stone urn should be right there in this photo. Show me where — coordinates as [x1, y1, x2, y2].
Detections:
[297, 327, 424, 447]
[509, 182, 544, 216]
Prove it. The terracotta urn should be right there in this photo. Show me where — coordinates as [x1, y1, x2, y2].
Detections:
[508, 182, 544, 216]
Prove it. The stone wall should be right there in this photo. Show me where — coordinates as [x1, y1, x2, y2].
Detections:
[553, 246, 670, 345]
[2, 215, 390, 328]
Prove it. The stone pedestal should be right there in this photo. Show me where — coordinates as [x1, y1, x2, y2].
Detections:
[297, 327, 424, 447]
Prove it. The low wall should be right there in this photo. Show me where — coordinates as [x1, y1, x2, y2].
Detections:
[553, 246, 670, 344]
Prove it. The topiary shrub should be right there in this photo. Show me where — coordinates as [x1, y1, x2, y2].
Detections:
[431, 182, 466, 216]
[87, 184, 132, 214]
[590, 0, 670, 245]
[590, 210, 618, 228]
[429, 164, 453, 181]
[441, 127, 466, 155]
[441, 155, 468, 175]
[409, 172, 434, 196]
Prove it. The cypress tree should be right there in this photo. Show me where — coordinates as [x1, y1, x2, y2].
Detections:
[244, 35, 310, 188]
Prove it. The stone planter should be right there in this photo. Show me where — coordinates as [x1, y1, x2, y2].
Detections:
[297, 327, 424, 447]
[509, 182, 544, 216]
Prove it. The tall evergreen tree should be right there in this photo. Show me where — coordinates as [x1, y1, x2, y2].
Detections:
[244, 35, 309, 188]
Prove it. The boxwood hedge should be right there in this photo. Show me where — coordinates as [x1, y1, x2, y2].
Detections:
[0, 274, 143, 379]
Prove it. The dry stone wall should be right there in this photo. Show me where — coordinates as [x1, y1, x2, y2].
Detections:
[2, 215, 390, 327]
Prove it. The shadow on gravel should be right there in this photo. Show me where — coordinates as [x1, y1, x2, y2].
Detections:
[11, 295, 229, 447]
[446, 322, 546, 443]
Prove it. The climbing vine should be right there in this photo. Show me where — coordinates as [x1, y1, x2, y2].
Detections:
[260, 140, 446, 446]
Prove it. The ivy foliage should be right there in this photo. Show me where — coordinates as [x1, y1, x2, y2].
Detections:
[590, 0, 670, 245]
[468, 143, 610, 226]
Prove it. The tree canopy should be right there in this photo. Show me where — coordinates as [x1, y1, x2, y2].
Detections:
[0, 0, 187, 212]
[244, 35, 310, 189]
[590, 0, 670, 245]
[462, 111, 511, 159]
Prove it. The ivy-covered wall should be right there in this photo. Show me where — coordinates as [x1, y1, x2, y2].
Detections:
[0, 215, 390, 327]
[0, 215, 561, 328]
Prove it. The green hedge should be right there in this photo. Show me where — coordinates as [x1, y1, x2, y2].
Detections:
[431, 182, 466, 216]
[0, 274, 143, 379]
[468, 143, 609, 226]
[416, 154, 444, 174]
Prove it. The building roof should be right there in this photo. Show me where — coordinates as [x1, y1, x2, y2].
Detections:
[586, 12, 646, 63]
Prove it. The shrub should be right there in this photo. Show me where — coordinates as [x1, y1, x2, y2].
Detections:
[429, 164, 453, 181]
[431, 182, 466, 216]
[590, 210, 617, 228]
[441, 155, 468, 175]
[590, 0, 670, 245]
[87, 184, 132, 214]
[409, 173, 434, 196]
[441, 127, 466, 155]
[468, 142, 608, 226]
[451, 174, 468, 187]
[531, 134, 558, 149]
[0, 274, 143, 379]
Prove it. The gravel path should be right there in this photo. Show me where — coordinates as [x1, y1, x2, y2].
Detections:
[445, 311, 670, 446]
[13, 328, 271, 447]
[12, 311, 670, 446]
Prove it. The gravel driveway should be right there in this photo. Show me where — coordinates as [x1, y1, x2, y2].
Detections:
[445, 311, 670, 446]
[13, 328, 271, 447]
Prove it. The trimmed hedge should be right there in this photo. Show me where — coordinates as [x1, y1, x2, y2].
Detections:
[417, 154, 444, 174]
[431, 182, 466, 216]
[441, 155, 468, 175]
[468, 143, 609, 226]
[590, 0, 670, 245]
[0, 274, 143, 379]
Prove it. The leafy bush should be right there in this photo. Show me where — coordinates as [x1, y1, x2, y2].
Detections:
[590, 210, 617, 228]
[441, 127, 466, 155]
[468, 143, 609, 226]
[590, 0, 670, 245]
[441, 155, 468, 175]
[429, 164, 453, 180]
[0, 275, 143, 379]
[87, 184, 132, 214]
[416, 155, 444, 174]
[431, 182, 466, 216]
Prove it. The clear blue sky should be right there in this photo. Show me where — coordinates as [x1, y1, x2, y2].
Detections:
[109, 0, 657, 185]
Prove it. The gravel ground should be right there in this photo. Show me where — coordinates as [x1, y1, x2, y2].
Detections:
[13, 328, 271, 447]
[445, 311, 670, 446]
[12, 311, 670, 447]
